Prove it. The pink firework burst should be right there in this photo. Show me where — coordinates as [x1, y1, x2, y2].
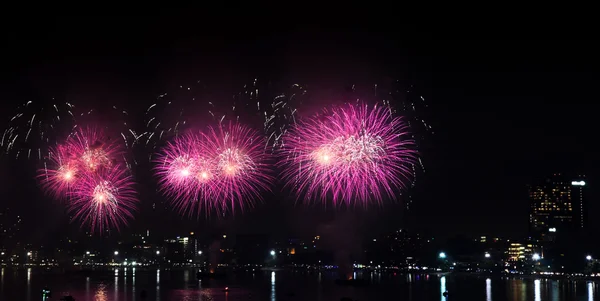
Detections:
[155, 133, 219, 213]
[38, 145, 79, 200]
[280, 102, 418, 207]
[67, 127, 120, 173]
[155, 122, 272, 217]
[38, 127, 123, 200]
[68, 167, 138, 233]
[201, 122, 273, 213]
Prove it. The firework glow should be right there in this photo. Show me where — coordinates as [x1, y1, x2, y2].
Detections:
[155, 121, 272, 217]
[2, 80, 428, 233]
[37, 127, 138, 232]
[69, 168, 137, 233]
[280, 102, 418, 206]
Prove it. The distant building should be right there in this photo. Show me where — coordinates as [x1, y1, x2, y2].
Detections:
[164, 236, 193, 262]
[529, 173, 586, 237]
[506, 242, 537, 262]
[366, 229, 430, 265]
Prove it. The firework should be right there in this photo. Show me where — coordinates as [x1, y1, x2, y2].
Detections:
[155, 121, 272, 217]
[67, 127, 121, 173]
[38, 127, 122, 199]
[1, 101, 78, 160]
[38, 145, 79, 200]
[280, 102, 418, 206]
[143, 80, 303, 162]
[154, 133, 219, 212]
[201, 121, 273, 212]
[232, 80, 304, 152]
[68, 167, 138, 233]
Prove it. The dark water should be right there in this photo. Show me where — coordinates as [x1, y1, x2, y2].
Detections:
[1, 268, 599, 301]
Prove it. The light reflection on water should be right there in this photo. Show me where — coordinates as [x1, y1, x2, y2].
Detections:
[96, 283, 108, 301]
[270, 271, 276, 301]
[486, 278, 492, 301]
[4, 268, 600, 300]
[440, 276, 446, 301]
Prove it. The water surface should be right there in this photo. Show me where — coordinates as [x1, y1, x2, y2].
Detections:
[1, 268, 598, 300]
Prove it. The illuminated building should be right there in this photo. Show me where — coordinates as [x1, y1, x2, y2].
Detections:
[506, 242, 536, 262]
[529, 173, 586, 236]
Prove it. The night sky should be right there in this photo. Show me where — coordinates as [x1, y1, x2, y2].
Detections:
[1, 17, 598, 243]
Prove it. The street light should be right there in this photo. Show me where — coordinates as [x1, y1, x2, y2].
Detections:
[439, 252, 446, 259]
[86, 251, 90, 255]
[532, 253, 540, 261]
[114, 251, 119, 256]
[198, 251, 203, 255]
[270, 250, 276, 256]
[587, 255, 593, 261]
[156, 251, 160, 255]
[485, 252, 491, 258]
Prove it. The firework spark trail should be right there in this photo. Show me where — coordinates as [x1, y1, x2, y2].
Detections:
[280, 102, 418, 207]
[155, 121, 272, 217]
[143, 80, 304, 162]
[233, 81, 305, 152]
[1, 101, 78, 158]
[68, 167, 138, 233]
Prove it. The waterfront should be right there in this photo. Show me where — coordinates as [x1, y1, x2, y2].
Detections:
[1, 268, 600, 301]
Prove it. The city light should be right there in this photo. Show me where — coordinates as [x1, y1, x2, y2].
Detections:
[198, 251, 203, 255]
[587, 255, 592, 261]
[156, 251, 160, 255]
[439, 252, 446, 259]
[532, 253, 540, 261]
[572, 181, 586, 186]
[549, 228, 557, 232]
[86, 251, 90, 255]
[114, 251, 119, 256]
[27, 252, 32, 256]
[485, 252, 491, 258]
[270, 250, 276, 256]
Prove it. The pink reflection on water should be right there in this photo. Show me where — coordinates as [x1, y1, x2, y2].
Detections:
[95, 283, 108, 301]
[168, 287, 252, 300]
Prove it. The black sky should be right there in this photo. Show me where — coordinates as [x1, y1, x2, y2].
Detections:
[1, 17, 599, 242]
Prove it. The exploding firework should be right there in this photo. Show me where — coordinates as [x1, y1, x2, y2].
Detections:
[155, 121, 272, 217]
[201, 122, 273, 211]
[38, 145, 79, 200]
[154, 133, 218, 212]
[67, 127, 121, 173]
[68, 167, 138, 233]
[280, 102, 418, 206]
[38, 127, 123, 200]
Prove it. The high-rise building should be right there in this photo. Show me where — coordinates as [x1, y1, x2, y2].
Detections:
[529, 173, 586, 236]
